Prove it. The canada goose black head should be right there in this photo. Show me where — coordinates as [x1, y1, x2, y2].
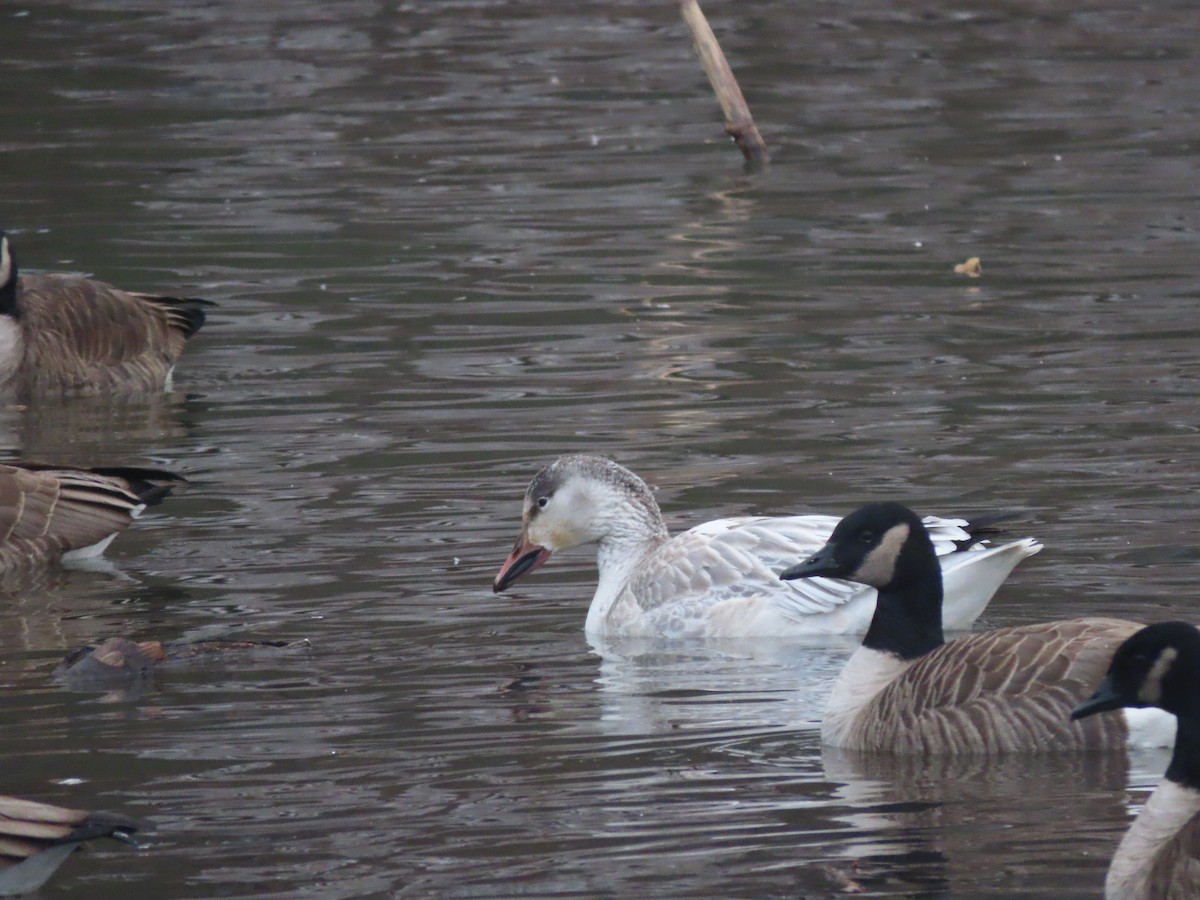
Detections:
[1073, 622, 1200, 722]
[780, 501, 936, 590]
[782, 501, 945, 660]
[1074, 622, 1200, 897]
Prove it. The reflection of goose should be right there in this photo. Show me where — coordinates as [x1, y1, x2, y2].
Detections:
[0, 463, 184, 569]
[1073, 622, 1200, 899]
[821, 744, 1133, 895]
[0, 230, 213, 397]
[0, 794, 143, 896]
[493, 456, 1040, 638]
[782, 502, 1174, 753]
[588, 631, 855, 736]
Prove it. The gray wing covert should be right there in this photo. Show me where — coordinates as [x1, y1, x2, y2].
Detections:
[621, 515, 863, 620]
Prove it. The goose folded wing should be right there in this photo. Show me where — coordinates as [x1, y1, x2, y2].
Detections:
[872, 618, 1141, 753]
[623, 516, 861, 619]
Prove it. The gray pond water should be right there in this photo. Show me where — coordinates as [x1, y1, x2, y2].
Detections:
[1, 1, 1198, 896]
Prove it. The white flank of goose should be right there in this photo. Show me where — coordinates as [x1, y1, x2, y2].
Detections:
[493, 456, 1040, 638]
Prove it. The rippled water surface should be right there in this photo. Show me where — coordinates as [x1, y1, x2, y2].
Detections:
[2, 1, 1199, 896]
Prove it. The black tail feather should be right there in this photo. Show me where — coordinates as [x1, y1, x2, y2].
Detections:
[139, 295, 217, 339]
[956, 511, 1029, 550]
[85, 466, 187, 505]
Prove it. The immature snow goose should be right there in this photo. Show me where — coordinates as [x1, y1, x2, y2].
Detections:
[781, 502, 1173, 753]
[1073, 622, 1200, 900]
[0, 229, 214, 397]
[493, 456, 1040, 638]
[0, 794, 143, 896]
[0, 462, 183, 569]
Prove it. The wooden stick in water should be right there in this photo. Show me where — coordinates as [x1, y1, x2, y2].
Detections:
[679, 0, 769, 167]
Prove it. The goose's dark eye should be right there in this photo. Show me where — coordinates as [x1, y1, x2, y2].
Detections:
[859, 530, 875, 544]
[537, 496, 549, 509]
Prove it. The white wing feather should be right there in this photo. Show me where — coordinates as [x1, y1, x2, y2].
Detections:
[617, 514, 1016, 633]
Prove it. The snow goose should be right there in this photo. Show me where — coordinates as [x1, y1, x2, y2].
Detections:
[0, 794, 143, 896]
[0, 462, 183, 569]
[0, 229, 214, 397]
[781, 501, 1173, 753]
[1072, 622, 1200, 899]
[493, 456, 1040, 638]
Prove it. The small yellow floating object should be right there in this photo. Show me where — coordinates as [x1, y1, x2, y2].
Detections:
[954, 256, 982, 278]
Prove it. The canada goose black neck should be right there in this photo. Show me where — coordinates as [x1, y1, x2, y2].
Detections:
[782, 501, 945, 660]
[1167, 717, 1200, 790]
[0, 230, 18, 317]
[860, 507, 945, 661]
[1151, 625, 1200, 789]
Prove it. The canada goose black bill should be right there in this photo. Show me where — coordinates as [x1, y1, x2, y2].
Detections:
[1071, 622, 1200, 900]
[0, 229, 215, 397]
[0, 794, 145, 896]
[494, 456, 1040, 638]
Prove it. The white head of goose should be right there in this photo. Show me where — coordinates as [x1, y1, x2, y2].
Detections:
[1072, 622, 1200, 900]
[781, 501, 1173, 753]
[0, 794, 144, 895]
[493, 456, 1041, 638]
[0, 229, 214, 397]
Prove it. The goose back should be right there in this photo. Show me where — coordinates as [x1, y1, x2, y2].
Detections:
[0, 230, 213, 396]
[826, 617, 1139, 753]
[13, 274, 212, 395]
[0, 463, 183, 568]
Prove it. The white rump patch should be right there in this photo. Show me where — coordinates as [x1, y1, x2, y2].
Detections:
[1124, 706, 1177, 750]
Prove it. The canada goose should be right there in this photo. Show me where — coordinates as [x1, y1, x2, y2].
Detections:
[493, 456, 1041, 637]
[0, 794, 143, 896]
[780, 501, 1173, 753]
[1072, 622, 1200, 899]
[0, 229, 214, 396]
[0, 462, 184, 569]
